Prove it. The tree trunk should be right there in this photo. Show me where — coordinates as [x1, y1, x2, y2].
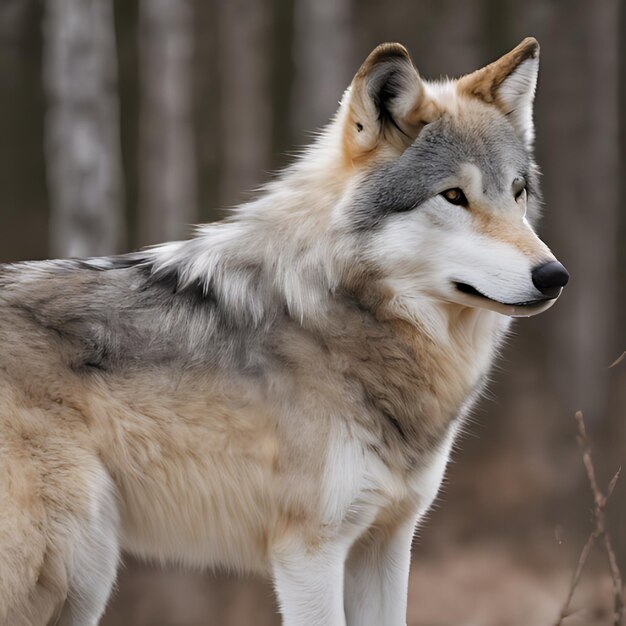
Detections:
[216, 0, 273, 208]
[138, 0, 197, 246]
[43, 0, 124, 258]
[193, 0, 220, 223]
[290, 0, 354, 140]
[536, 1, 620, 421]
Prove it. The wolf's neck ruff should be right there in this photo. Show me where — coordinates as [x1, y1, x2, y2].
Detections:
[136, 187, 505, 465]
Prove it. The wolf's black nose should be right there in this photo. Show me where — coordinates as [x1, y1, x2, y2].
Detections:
[531, 261, 569, 298]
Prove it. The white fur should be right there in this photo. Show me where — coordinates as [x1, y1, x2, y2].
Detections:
[498, 57, 539, 146]
[273, 544, 349, 626]
[58, 465, 120, 625]
[344, 434, 455, 626]
[272, 425, 455, 626]
[366, 162, 557, 321]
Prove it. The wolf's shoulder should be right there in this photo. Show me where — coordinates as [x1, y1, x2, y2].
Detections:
[0, 253, 258, 374]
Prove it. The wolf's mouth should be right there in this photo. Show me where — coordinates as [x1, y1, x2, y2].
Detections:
[453, 281, 552, 308]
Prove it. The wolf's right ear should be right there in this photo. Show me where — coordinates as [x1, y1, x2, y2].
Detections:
[343, 43, 428, 163]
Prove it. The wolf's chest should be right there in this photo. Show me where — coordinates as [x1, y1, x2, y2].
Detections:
[316, 422, 457, 545]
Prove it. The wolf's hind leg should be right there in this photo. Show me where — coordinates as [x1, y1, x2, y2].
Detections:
[0, 442, 69, 625]
[0, 441, 119, 626]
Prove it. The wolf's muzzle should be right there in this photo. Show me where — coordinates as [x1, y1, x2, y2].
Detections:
[531, 261, 569, 298]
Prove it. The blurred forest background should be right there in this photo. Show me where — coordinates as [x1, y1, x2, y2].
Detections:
[1, 0, 625, 624]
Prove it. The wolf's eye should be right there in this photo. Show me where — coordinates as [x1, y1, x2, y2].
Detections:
[441, 188, 468, 207]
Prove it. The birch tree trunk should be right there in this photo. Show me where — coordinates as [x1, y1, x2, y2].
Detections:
[217, 0, 272, 207]
[290, 0, 354, 139]
[138, 0, 197, 245]
[43, 0, 124, 258]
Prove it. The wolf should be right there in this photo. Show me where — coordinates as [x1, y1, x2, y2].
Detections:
[0, 37, 568, 626]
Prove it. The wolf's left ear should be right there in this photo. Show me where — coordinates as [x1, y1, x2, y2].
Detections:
[458, 37, 539, 147]
[343, 43, 428, 162]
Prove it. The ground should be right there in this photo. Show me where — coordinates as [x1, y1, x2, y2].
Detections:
[101, 540, 614, 626]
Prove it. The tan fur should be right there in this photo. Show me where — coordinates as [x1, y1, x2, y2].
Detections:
[342, 43, 441, 166]
[457, 37, 539, 107]
[472, 206, 550, 261]
[0, 383, 107, 624]
[0, 278, 496, 623]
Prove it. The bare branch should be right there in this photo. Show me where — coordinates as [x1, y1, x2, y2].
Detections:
[556, 529, 599, 625]
[607, 468, 622, 500]
[574, 411, 604, 510]
[556, 412, 624, 626]
[609, 351, 626, 368]
[604, 532, 625, 626]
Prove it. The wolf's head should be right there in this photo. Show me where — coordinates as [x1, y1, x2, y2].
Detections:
[152, 39, 568, 328]
[337, 38, 568, 318]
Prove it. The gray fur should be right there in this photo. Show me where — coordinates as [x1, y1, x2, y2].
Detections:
[352, 110, 541, 230]
[0, 259, 281, 378]
[0, 252, 453, 471]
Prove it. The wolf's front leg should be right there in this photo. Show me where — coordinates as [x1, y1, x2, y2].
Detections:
[272, 539, 348, 626]
[344, 513, 417, 626]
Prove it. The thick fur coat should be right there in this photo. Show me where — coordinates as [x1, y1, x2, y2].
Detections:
[0, 38, 567, 625]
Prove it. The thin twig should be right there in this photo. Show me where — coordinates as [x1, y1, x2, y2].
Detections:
[609, 351, 626, 368]
[604, 531, 625, 625]
[607, 468, 622, 500]
[575, 411, 604, 510]
[558, 529, 600, 623]
[555, 411, 624, 626]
